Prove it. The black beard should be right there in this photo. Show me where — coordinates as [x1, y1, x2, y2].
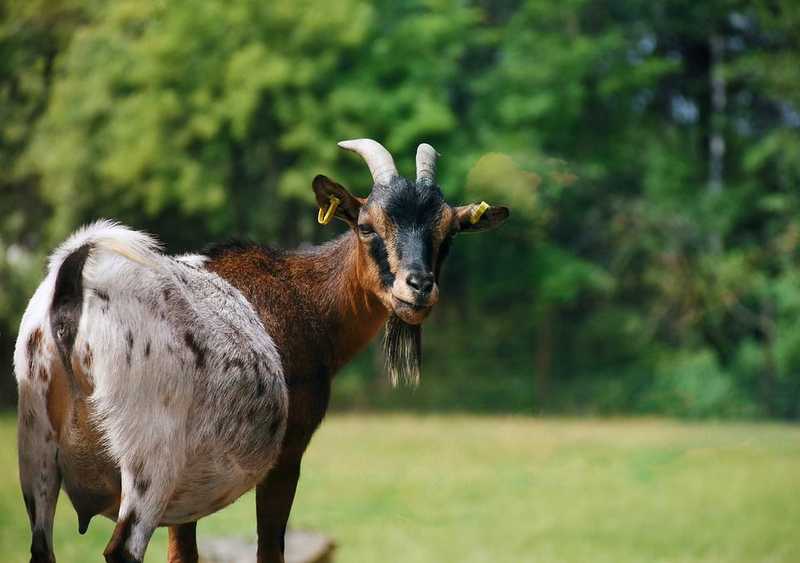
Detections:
[383, 314, 421, 387]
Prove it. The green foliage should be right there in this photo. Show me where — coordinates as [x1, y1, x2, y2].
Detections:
[2, 0, 800, 418]
[645, 350, 754, 418]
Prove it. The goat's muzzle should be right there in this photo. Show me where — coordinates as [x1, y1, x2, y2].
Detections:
[391, 269, 438, 324]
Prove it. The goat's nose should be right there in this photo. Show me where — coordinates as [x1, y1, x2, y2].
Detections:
[406, 271, 435, 296]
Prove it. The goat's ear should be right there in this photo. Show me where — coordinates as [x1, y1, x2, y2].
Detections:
[454, 203, 510, 233]
[313, 175, 364, 226]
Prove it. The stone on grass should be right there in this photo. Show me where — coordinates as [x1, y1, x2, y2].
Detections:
[199, 530, 335, 563]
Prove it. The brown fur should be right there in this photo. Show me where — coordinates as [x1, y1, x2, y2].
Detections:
[27, 328, 43, 379]
[167, 522, 198, 563]
[47, 354, 121, 530]
[70, 351, 94, 394]
[206, 232, 388, 562]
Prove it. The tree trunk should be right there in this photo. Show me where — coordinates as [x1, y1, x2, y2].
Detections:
[708, 33, 726, 253]
[534, 308, 554, 410]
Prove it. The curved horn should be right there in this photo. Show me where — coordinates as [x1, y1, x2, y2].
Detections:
[415, 143, 439, 183]
[337, 139, 398, 186]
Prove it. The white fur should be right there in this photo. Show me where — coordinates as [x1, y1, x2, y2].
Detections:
[175, 253, 209, 268]
[15, 220, 288, 560]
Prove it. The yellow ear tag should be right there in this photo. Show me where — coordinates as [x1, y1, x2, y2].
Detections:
[469, 201, 490, 224]
[318, 195, 341, 225]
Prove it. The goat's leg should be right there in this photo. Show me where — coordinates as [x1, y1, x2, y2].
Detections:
[256, 458, 302, 563]
[18, 383, 61, 563]
[103, 461, 176, 563]
[167, 522, 198, 563]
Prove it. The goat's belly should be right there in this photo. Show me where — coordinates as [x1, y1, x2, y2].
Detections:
[158, 398, 287, 524]
[160, 457, 270, 524]
[60, 452, 269, 527]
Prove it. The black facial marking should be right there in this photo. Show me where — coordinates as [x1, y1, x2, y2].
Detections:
[434, 234, 453, 281]
[369, 235, 395, 288]
[369, 177, 446, 274]
[395, 226, 435, 272]
[377, 177, 445, 228]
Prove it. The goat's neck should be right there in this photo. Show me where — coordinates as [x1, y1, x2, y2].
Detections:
[291, 231, 388, 373]
[206, 231, 388, 380]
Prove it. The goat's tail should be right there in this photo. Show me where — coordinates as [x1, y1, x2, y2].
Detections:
[47, 219, 162, 274]
[48, 220, 164, 377]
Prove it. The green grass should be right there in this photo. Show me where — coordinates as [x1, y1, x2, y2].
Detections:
[1, 413, 799, 562]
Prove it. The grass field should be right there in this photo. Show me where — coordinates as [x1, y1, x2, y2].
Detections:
[1, 413, 799, 562]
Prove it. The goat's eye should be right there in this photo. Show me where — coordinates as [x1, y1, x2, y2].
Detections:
[358, 224, 375, 236]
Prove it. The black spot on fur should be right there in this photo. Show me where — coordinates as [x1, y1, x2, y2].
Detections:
[183, 332, 206, 370]
[50, 243, 92, 391]
[144, 340, 151, 358]
[93, 288, 110, 302]
[134, 474, 150, 496]
[125, 329, 134, 366]
[255, 377, 265, 397]
[368, 235, 395, 288]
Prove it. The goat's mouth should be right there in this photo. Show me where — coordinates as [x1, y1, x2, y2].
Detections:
[391, 296, 432, 324]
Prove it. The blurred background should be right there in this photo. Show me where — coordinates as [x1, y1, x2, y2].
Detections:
[0, 0, 800, 561]
[3, 0, 800, 419]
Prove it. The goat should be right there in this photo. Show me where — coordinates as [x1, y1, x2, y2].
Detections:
[14, 139, 509, 563]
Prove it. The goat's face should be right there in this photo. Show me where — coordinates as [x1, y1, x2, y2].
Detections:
[313, 140, 509, 326]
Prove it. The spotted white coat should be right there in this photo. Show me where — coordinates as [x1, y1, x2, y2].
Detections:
[14, 220, 288, 561]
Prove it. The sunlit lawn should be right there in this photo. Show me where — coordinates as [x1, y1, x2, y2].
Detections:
[1, 413, 799, 562]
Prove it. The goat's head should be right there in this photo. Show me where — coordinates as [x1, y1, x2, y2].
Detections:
[313, 139, 509, 384]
